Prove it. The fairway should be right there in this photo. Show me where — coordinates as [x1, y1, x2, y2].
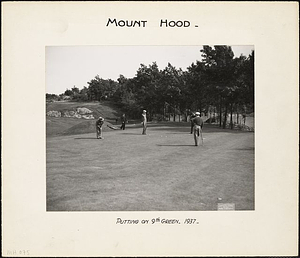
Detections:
[46, 122, 254, 211]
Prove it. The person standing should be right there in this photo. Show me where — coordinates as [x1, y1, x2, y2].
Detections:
[141, 110, 147, 135]
[191, 112, 203, 146]
[190, 112, 196, 134]
[96, 116, 105, 139]
[120, 114, 126, 130]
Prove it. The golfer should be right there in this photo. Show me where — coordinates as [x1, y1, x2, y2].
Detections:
[120, 114, 126, 130]
[96, 116, 105, 139]
[191, 112, 203, 146]
[190, 112, 196, 134]
[141, 109, 147, 135]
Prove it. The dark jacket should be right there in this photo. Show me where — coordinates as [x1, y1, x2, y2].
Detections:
[192, 116, 203, 128]
[96, 119, 104, 127]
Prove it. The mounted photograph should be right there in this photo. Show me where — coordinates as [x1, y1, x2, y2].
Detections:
[46, 45, 254, 211]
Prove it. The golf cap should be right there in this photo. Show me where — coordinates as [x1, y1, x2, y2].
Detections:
[143, 110, 147, 113]
[195, 112, 200, 115]
[99, 117, 104, 120]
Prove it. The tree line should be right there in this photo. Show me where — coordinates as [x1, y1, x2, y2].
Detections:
[46, 46, 254, 129]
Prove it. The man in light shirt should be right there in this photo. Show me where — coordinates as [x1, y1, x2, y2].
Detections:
[141, 110, 147, 135]
[191, 112, 203, 146]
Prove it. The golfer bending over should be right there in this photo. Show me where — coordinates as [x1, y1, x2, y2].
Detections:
[96, 116, 105, 139]
[191, 112, 203, 146]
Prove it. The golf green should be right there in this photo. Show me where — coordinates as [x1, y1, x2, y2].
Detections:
[46, 123, 254, 211]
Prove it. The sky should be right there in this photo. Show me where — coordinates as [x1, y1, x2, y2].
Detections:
[46, 45, 254, 94]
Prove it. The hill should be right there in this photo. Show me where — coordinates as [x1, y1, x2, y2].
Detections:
[46, 101, 123, 137]
[46, 100, 254, 137]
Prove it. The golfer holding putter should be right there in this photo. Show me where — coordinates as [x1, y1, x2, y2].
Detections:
[120, 113, 126, 130]
[96, 116, 105, 139]
[191, 112, 203, 146]
[141, 109, 147, 135]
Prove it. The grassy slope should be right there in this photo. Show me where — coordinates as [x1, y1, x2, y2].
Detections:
[46, 101, 254, 137]
[46, 101, 122, 137]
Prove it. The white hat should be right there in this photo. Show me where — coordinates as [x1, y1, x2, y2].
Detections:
[195, 112, 200, 116]
[143, 110, 147, 113]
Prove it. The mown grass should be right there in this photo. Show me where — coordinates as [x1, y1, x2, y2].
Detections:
[46, 101, 254, 211]
[47, 122, 254, 211]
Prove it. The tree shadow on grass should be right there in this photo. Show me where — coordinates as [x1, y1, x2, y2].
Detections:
[157, 144, 195, 147]
[74, 137, 97, 140]
[235, 147, 255, 151]
[120, 133, 144, 135]
[165, 132, 191, 134]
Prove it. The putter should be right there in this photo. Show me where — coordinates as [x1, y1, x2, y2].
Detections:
[106, 124, 119, 130]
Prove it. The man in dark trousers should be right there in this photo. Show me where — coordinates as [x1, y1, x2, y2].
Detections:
[191, 112, 204, 146]
[96, 116, 105, 139]
[120, 114, 126, 130]
[190, 112, 196, 134]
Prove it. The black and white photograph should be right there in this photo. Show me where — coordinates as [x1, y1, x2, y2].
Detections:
[2, 2, 298, 257]
[46, 45, 255, 211]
